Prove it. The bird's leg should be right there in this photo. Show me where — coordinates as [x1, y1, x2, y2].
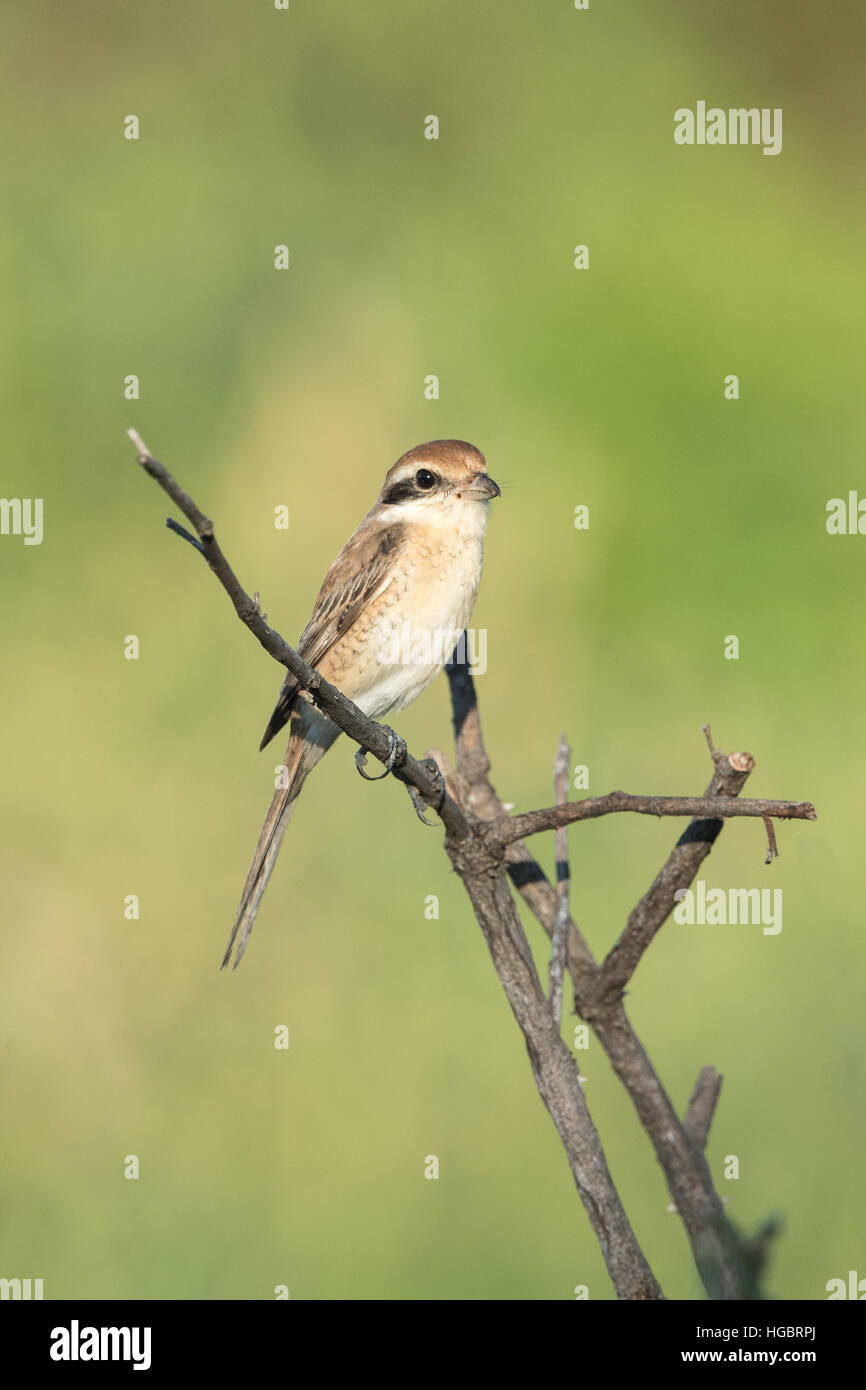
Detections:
[383, 729, 408, 772]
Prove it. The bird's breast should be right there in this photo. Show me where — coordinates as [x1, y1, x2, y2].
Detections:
[324, 526, 485, 718]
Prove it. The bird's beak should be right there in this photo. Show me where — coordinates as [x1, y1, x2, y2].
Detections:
[464, 472, 501, 501]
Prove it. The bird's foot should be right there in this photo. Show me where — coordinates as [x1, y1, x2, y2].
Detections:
[399, 757, 446, 824]
[354, 739, 444, 825]
[354, 729, 407, 781]
[405, 784, 434, 823]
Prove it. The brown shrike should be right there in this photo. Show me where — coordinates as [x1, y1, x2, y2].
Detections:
[221, 439, 500, 969]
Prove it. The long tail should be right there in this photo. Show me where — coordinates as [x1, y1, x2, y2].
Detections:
[221, 703, 340, 970]
[220, 782, 300, 970]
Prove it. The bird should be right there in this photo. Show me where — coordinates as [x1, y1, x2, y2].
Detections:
[221, 439, 500, 969]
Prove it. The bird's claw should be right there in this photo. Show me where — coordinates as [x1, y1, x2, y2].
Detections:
[354, 737, 443, 826]
[354, 729, 407, 781]
[403, 757, 446, 823]
[354, 747, 388, 781]
[405, 782, 436, 824]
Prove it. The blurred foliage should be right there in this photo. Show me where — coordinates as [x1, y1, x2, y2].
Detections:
[0, 1, 863, 1299]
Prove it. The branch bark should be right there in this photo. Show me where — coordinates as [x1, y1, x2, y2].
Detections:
[450, 851, 663, 1299]
[684, 1067, 724, 1151]
[497, 792, 815, 847]
[548, 734, 571, 1029]
[594, 738, 759, 998]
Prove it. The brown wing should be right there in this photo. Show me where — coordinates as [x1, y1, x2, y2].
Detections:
[258, 518, 407, 749]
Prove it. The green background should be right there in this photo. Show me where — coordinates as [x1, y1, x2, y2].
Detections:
[1, 1, 862, 1300]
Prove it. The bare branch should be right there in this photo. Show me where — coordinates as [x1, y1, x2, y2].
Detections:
[448, 843, 663, 1299]
[444, 652, 661, 1298]
[165, 516, 207, 555]
[445, 646, 598, 981]
[597, 738, 758, 996]
[496, 791, 816, 847]
[763, 814, 779, 865]
[499, 832, 748, 1293]
[548, 734, 571, 1028]
[684, 1066, 724, 1150]
[444, 659, 793, 1300]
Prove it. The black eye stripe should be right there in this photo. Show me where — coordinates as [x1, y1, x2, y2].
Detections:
[381, 470, 439, 505]
[380, 479, 419, 506]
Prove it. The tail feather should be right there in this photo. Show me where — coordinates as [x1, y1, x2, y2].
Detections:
[222, 702, 341, 970]
[259, 689, 294, 751]
[221, 786, 299, 970]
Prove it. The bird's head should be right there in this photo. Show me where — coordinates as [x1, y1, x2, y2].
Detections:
[375, 441, 501, 529]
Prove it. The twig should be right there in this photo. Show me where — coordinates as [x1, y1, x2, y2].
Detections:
[549, 734, 571, 1028]
[166, 517, 207, 556]
[684, 1066, 723, 1150]
[496, 792, 816, 847]
[597, 742, 758, 997]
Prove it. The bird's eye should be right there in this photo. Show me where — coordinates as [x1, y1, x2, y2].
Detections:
[415, 469, 436, 490]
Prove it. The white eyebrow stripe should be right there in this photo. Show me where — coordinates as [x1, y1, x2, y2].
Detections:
[390, 464, 433, 484]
